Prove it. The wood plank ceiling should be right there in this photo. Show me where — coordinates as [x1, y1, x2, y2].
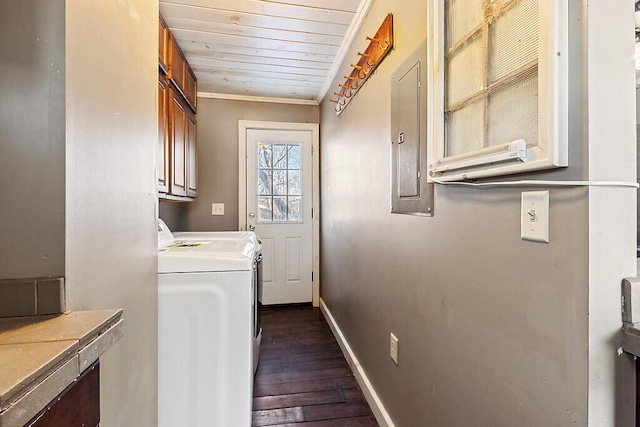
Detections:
[159, 0, 370, 104]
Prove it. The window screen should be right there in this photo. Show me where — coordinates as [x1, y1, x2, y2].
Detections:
[444, 0, 539, 158]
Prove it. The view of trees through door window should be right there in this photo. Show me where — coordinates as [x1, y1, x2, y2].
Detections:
[257, 142, 303, 222]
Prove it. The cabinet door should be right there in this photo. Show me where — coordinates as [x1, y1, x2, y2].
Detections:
[28, 362, 100, 427]
[169, 89, 187, 197]
[186, 113, 197, 198]
[185, 64, 197, 113]
[169, 35, 186, 95]
[157, 77, 169, 193]
[159, 16, 168, 74]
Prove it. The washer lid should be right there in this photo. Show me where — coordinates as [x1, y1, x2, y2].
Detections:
[173, 231, 255, 240]
[158, 240, 253, 273]
[172, 231, 262, 254]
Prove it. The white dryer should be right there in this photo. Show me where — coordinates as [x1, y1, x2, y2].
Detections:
[158, 224, 254, 427]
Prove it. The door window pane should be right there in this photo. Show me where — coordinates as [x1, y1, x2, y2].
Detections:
[287, 145, 302, 169]
[258, 197, 273, 221]
[273, 144, 287, 169]
[288, 170, 301, 196]
[257, 143, 272, 168]
[272, 196, 288, 221]
[288, 197, 302, 221]
[273, 170, 287, 195]
[256, 142, 304, 223]
[258, 169, 272, 195]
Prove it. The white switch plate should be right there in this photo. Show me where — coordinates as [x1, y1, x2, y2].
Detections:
[521, 191, 549, 243]
[211, 203, 225, 216]
[390, 333, 399, 365]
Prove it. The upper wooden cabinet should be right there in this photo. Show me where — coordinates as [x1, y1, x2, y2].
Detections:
[167, 31, 197, 113]
[159, 16, 168, 74]
[159, 14, 197, 201]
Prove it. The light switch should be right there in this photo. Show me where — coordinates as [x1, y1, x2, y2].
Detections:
[521, 191, 549, 243]
[211, 203, 225, 216]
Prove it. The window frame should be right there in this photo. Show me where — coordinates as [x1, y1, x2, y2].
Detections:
[427, 0, 569, 182]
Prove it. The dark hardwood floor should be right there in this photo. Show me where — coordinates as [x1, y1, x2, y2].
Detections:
[252, 304, 379, 427]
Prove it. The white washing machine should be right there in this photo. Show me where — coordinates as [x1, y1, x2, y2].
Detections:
[159, 221, 264, 372]
[157, 222, 256, 427]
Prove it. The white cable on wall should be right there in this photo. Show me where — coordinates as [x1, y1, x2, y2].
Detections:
[429, 176, 640, 189]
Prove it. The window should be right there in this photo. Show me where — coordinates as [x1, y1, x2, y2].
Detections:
[256, 142, 303, 222]
[428, 0, 568, 181]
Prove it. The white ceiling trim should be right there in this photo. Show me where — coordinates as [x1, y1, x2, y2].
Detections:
[316, 0, 375, 103]
[197, 91, 319, 106]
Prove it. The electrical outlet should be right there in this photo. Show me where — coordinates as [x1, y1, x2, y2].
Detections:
[521, 191, 549, 243]
[390, 333, 399, 365]
[211, 203, 225, 216]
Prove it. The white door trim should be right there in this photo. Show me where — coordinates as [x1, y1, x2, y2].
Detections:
[239, 120, 320, 307]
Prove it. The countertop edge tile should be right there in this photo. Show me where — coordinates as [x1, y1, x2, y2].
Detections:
[76, 309, 124, 348]
[0, 341, 78, 411]
[78, 319, 124, 372]
[0, 356, 79, 427]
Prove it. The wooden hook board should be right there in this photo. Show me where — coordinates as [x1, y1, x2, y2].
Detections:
[331, 13, 394, 115]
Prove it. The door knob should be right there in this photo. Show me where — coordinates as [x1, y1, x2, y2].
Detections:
[249, 224, 255, 231]
[249, 212, 256, 218]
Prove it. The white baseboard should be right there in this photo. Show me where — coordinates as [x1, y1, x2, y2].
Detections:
[319, 298, 395, 427]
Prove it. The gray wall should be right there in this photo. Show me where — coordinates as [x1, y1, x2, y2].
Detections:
[1, 1, 158, 425]
[159, 97, 319, 231]
[0, 0, 66, 279]
[319, 1, 632, 426]
[65, 0, 158, 425]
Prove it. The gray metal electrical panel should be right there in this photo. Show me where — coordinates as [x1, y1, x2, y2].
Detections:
[390, 38, 433, 216]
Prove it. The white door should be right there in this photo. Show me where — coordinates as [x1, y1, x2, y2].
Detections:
[246, 129, 313, 304]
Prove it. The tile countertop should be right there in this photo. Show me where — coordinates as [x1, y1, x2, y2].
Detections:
[0, 309, 123, 427]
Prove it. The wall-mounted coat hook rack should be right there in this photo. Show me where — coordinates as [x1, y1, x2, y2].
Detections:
[334, 14, 394, 115]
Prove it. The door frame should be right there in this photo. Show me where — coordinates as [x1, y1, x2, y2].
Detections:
[238, 120, 320, 307]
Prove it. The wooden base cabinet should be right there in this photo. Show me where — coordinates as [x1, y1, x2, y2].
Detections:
[27, 362, 100, 427]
